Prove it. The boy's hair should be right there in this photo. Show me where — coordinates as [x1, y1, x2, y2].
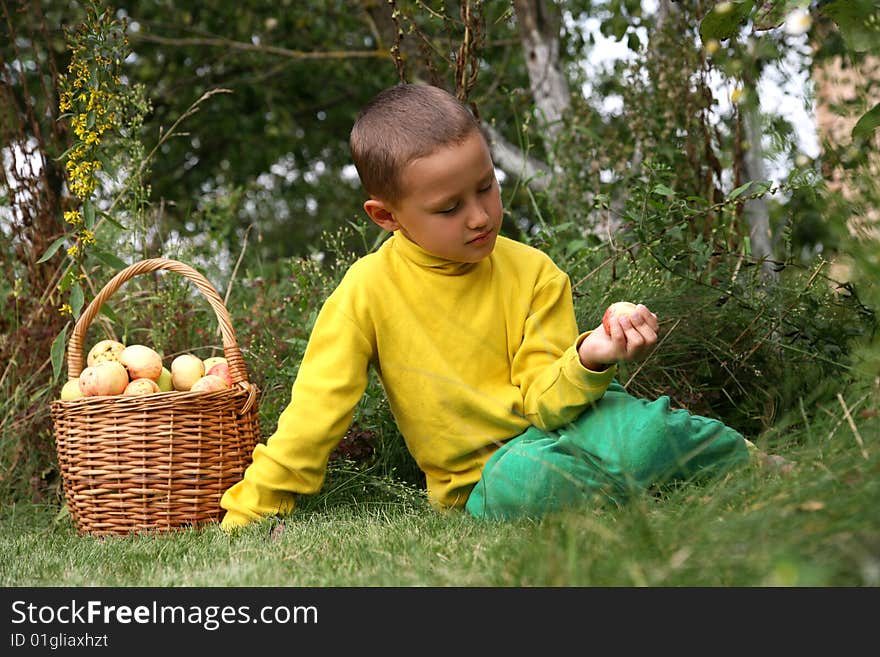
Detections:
[350, 84, 483, 204]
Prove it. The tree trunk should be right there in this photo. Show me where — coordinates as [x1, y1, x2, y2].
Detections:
[741, 61, 777, 280]
[511, 0, 571, 143]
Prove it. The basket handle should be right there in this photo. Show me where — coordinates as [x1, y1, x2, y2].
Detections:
[67, 258, 252, 388]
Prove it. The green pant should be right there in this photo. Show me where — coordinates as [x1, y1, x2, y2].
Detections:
[465, 381, 750, 520]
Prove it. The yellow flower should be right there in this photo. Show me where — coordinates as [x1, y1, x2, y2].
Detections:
[63, 210, 82, 225]
[58, 303, 73, 316]
[66, 244, 79, 257]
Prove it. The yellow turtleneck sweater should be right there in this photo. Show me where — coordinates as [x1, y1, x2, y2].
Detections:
[220, 233, 616, 529]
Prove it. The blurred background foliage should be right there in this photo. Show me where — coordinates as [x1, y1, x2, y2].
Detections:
[1, 0, 878, 506]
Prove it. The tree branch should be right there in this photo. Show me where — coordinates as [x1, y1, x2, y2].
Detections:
[483, 122, 550, 191]
[132, 32, 392, 61]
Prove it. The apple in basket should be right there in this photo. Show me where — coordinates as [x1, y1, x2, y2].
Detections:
[207, 361, 233, 387]
[79, 361, 129, 396]
[156, 366, 173, 392]
[202, 356, 227, 372]
[119, 344, 163, 381]
[602, 301, 638, 335]
[124, 378, 161, 395]
[60, 378, 84, 401]
[190, 374, 230, 392]
[171, 353, 205, 391]
[86, 339, 125, 367]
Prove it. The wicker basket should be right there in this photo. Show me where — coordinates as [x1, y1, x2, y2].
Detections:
[50, 258, 261, 537]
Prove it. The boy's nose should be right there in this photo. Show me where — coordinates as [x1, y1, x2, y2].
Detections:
[466, 202, 490, 229]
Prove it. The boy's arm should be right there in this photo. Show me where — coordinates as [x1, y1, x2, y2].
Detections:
[220, 294, 374, 531]
[511, 272, 617, 431]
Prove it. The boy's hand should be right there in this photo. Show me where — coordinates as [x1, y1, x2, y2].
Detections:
[578, 303, 659, 371]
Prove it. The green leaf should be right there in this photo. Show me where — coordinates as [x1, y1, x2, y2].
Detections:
[852, 102, 880, 141]
[50, 323, 70, 382]
[54, 141, 83, 162]
[92, 249, 128, 270]
[99, 212, 126, 230]
[700, 1, 755, 41]
[99, 302, 120, 325]
[37, 236, 67, 263]
[821, 0, 880, 53]
[652, 183, 676, 198]
[83, 201, 96, 229]
[69, 282, 84, 320]
[627, 31, 641, 52]
[752, 0, 794, 32]
[729, 179, 773, 200]
[729, 181, 753, 200]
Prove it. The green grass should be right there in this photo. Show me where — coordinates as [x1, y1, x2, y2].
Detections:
[3, 239, 878, 587]
[3, 396, 878, 586]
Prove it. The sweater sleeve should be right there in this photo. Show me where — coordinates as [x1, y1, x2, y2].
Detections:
[511, 271, 616, 431]
[220, 287, 374, 530]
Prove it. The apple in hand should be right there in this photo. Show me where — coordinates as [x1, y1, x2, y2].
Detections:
[602, 301, 638, 335]
[79, 361, 129, 396]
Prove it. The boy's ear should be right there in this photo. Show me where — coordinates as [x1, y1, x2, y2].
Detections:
[363, 199, 400, 232]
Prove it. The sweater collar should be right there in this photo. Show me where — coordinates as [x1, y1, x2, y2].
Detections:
[390, 232, 480, 276]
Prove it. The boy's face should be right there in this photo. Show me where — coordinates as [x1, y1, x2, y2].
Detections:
[364, 131, 503, 263]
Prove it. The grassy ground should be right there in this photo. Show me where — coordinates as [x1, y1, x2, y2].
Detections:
[3, 236, 878, 588]
[3, 378, 878, 587]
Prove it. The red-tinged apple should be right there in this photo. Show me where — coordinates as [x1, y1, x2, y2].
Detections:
[602, 301, 638, 335]
[79, 361, 129, 396]
[119, 344, 163, 381]
[190, 374, 229, 392]
[171, 354, 204, 391]
[60, 378, 84, 401]
[207, 362, 233, 387]
[202, 356, 227, 372]
[86, 339, 125, 367]
[123, 378, 161, 395]
[156, 366, 173, 392]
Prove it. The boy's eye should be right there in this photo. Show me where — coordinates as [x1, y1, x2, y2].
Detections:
[438, 203, 459, 215]
[479, 180, 494, 193]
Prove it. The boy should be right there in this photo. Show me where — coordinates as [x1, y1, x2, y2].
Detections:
[219, 83, 751, 529]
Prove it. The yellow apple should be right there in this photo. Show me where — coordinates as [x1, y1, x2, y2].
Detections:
[602, 301, 638, 335]
[86, 339, 125, 367]
[123, 378, 161, 395]
[156, 366, 173, 392]
[79, 361, 129, 396]
[60, 378, 84, 401]
[171, 354, 205, 391]
[119, 344, 163, 381]
[190, 374, 230, 392]
[202, 356, 227, 372]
